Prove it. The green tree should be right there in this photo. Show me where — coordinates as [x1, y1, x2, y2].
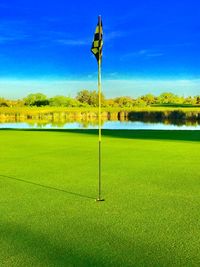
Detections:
[140, 94, 156, 105]
[49, 96, 70, 107]
[0, 98, 9, 107]
[76, 90, 91, 105]
[134, 98, 147, 107]
[76, 90, 105, 106]
[157, 92, 180, 104]
[24, 93, 49, 106]
[49, 96, 80, 107]
[184, 96, 196, 105]
[104, 98, 118, 107]
[195, 96, 200, 105]
[114, 96, 134, 107]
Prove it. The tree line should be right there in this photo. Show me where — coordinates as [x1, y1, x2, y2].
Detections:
[0, 90, 200, 108]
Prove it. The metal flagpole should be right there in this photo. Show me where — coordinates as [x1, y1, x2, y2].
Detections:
[96, 15, 104, 202]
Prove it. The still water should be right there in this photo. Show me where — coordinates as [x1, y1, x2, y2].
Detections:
[1, 121, 200, 130]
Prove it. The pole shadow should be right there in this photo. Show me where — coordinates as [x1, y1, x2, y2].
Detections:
[0, 174, 95, 200]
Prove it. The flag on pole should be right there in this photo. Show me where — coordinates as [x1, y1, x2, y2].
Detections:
[91, 16, 104, 202]
[91, 18, 103, 62]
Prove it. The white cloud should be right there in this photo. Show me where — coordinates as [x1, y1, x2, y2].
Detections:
[0, 19, 31, 43]
[55, 39, 90, 46]
[54, 30, 125, 47]
[121, 49, 164, 60]
[104, 31, 125, 41]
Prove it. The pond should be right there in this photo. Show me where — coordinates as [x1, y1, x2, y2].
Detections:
[1, 121, 200, 130]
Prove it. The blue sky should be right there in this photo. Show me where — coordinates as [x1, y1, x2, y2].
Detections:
[0, 0, 199, 98]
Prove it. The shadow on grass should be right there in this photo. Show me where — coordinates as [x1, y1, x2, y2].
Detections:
[0, 174, 95, 200]
[0, 215, 191, 266]
[1, 128, 200, 142]
[0, 222, 106, 267]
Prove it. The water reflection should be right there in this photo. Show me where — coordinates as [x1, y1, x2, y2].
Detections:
[0, 117, 200, 130]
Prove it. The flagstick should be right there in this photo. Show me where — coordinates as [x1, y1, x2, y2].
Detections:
[96, 15, 104, 202]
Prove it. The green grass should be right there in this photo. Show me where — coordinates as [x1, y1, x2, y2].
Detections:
[0, 129, 200, 267]
[1, 105, 200, 114]
[151, 103, 200, 108]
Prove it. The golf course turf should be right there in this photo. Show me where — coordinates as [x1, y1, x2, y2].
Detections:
[0, 129, 200, 266]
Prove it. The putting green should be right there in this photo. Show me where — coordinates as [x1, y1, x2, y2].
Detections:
[0, 129, 200, 267]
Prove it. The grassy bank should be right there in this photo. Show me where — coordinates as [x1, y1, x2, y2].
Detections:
[1, 105, 200, 114]
[1, 106, 200, 125]
[0, 129, 200, 266]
